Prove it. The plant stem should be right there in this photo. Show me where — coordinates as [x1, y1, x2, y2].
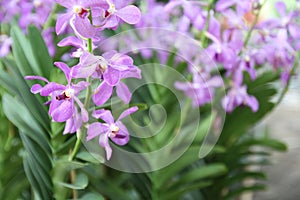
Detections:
[243, 1, 266, 47]
[277, 52, 300, 105]
[200, 0, 215, 48]
[69, 130, 83, 161]
[70, 165, 78, 199]
[68, 38, 93, 161]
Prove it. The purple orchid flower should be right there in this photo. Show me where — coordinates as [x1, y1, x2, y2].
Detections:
[42, 28, 56, 57]
[205, 30, 243, 69]
[25, 62, 89, 133]
[263, 1, 300, 39]
[87, 106, 138, 160]
[18, 0, 55, 30]
[135, 0, 170, 28]
[72, 50, 139, 84]
[72, 50, 141, 105]
[58, 36, 91, 58]
[164, 0, 206, 31]
[222, 84, 258, 113]
[55, 0, 108, 38]
[216, 0, 252, 16]
[94, 0, 141, 29]
[93, 67, 141, 105]
[0, 35, 12, 57]
[175, 72, 224, 107]
[263, 29, 295, 84]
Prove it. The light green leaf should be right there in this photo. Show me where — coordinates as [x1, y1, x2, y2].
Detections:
[76, 151, 105, 164]
[58, 173, 88, 190]
[80, 193, 105, 200]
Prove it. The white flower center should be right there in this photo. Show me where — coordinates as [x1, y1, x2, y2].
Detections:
[108, 3, 116, 14]
[33, 0, 42, 7]
[96, 57, 108, 71]
[64, 88, 75, 98]
[73, 5, 82, 14]
[109, 124, 120, 138]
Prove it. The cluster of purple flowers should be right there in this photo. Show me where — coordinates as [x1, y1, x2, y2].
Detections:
[135, 0, 300, 112]
[3, 0, 300, 159]
[25, 0, 142, 160]
[0, 0, 56, 56]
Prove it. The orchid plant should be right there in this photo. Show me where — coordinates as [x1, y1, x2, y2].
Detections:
[0, 0, 299, 199]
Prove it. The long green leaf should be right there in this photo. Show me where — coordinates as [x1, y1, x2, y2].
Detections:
[28, 26, 52, 79]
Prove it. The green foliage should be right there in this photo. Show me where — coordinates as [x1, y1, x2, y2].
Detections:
[202, 71, 287, 199]
[1, 26, 53, 199]
[0, 25, 289, 200]
[0, 93, 30, 199]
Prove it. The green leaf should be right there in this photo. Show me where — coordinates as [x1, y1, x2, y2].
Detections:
[76, 151, 105, 164]
[154, 146, 201, 189]
[0, 67, 18, 95]
[161, 181, 212, 200]
[236, 138, 287, 152]
[10, 26, 35, 76]
[80, 193, 105, 200]
[3, 94, 53, 199]
[178, 164, 227, 184]
[2, 94, 50, 152]
[58, 173, 88, 190]
[2, 58, 50, 132]
[53, 158, 88, 200]
[223, 184, 266, 200]
[27, 26, 52, 79]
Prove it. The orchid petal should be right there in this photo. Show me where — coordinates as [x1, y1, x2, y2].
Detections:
[55, 0, 73, 8]
[72, 81, 90, 93]
[116, 82, 131, 104]
[56, 13, 72, 35]
[85, 0, 108, 9]
[114, 0, 134, 9]
[216, 0, 236, 11]
[247, 96, 259, 112]
[71, 63, 97, 79]
[116, 5, 141, 24]
[25, 75, 49, 83]
[40, 82, 65, 96]
[104, 67, 121, 86]
[54, 62, 71, 82]
[58, 36, 84, 48]
[63, 109, 82, 134]
[87, 122, 108, 141]
[275, 1, 287, 17]
[51, 100, 73, 122]
[92, 109, 114, 124]
[99, 133, 112, 160]
[102, 50, 118, 60]
[31, 84, 43, 94]
[92, 82, 113, 106]
[122, 67, 141, 79]
[73, 17, 96, 38]
[103, 15, 119, 28]
[74, 97, 89, 122]
[118, 106, 138, 120]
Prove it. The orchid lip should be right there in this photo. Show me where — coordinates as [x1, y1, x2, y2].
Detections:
[104, 3, 116, 18]
[56, 92, 71, 101]
[56, 88, 74, 101]
[73, 6, 89, 19]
